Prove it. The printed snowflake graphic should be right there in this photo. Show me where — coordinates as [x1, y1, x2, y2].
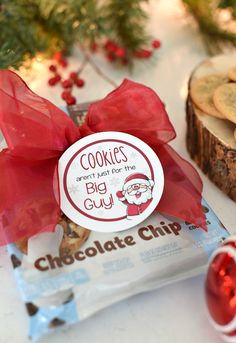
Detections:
[68, 184, 80, 195]
[97, 209, 104, 216]
[71, 162, 81, 170]
[97, 145, 104, 151]
[129, 151, 138, 159]
[143, 169, 151, 177]
[109, 177, 120, 187]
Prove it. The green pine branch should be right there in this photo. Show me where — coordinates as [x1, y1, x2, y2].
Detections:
[182, 0, 236, 54]
[102, 0, 149, 59]
[0, 0, 150, 69]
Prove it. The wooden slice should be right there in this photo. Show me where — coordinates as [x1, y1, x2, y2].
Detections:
[186, 53, 236, 202]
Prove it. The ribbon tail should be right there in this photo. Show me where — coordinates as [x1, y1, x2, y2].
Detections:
[156, 145, 207, 231]
[0, 150, 60, 246]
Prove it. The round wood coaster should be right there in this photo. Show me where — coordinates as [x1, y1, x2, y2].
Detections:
[186, 53, 236, 202]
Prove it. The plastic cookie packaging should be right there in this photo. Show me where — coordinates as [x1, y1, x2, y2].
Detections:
[7, 200, 228, 341]
[0, 71, 230, 341]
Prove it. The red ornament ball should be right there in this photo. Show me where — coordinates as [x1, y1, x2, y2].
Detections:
[205, 236, 236, 341]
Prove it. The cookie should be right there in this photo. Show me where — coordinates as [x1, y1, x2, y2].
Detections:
[190, 74, 229, 118]
[213, 83, 236, 124]
[59, 213, 90, 256]
[228, 67, 236, 82]
[25, 302, 39, 316]
[15, 238, 28, 255]
[48, 318, 65, 328]
[10, 254, 22, 268]
[16, 213, 90, 257]
[234, 128, 236, 142]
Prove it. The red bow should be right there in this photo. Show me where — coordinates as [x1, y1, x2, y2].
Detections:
[0, 71, 206, 245]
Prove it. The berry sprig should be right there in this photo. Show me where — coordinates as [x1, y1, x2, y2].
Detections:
[47, 38, 161, 105]
[48, 55, 86, 106]
[52, 51, 68, 68]
[102, 38, 161, 64]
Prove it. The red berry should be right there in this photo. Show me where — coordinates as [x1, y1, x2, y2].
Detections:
[134, 49, 152, 59]
[152, 39, 161, 49]
[61, 90, 71, 100]
[49, 64, 57, 72]
[62, 79, 73, 88]
[66, 96, 76, 105]
[60, 58, 68, 68]
[48, 76, 60, 86]
[115, 47, 126, 58]
[69, 72, 78, 81]
[75, 78, 85, 87]
[90, 42, 97, 52]
[104, 39, 112, 49]
[53, 51, 62, 62]
[104, 40, 117, 53]
[143, 50, 152, 58]
[48, 78, 56, 86]
[54, 74, 61, 82]
[106, 52, 115, 62]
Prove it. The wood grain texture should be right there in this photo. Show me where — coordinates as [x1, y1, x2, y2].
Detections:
[186, 95, 236, 202]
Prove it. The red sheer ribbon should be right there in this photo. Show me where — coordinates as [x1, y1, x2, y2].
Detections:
[0, 71, 206, 246]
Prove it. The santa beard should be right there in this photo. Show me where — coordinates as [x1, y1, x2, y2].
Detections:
[124, 188, 152, 205]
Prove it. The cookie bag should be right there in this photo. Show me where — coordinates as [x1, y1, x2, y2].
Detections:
[0, 70, 208, 248]
[0, 70, 224, 341]
[8, 199, 228, 341]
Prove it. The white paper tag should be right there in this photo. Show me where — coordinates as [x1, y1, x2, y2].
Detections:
[58, 132, 164, 233]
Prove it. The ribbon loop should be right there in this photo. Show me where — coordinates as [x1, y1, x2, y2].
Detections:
[0, 70, 80, 159]
[81, 79, 176, 146]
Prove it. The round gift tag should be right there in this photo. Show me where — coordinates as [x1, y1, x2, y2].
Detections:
[59, 132, 164, 232]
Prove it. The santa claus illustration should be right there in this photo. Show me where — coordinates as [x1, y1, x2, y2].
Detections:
[116, 173, 155, 219]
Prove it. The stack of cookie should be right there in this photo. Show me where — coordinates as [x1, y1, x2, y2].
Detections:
[190, 70, 236, 140]
[186, 53, 236, 202]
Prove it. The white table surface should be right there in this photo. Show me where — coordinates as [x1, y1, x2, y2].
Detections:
[0, 0, 235, 342]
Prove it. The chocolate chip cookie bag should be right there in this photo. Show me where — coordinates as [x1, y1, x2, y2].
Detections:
[8, 199, 228, 341]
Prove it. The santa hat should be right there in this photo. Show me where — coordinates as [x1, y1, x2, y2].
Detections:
[123, 173, 154, 190]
